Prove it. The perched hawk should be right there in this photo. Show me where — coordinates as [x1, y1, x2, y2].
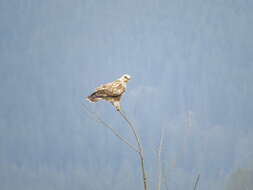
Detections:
[86, 74, 131, 111]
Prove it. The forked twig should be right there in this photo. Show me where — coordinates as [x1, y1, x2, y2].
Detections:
[118, 110, 148, 190]
[193, 174, 200, 190]
[82, 103, 139, 153]
[157, 127, 165, 190]
[162, 163, 169, 190]
[82, 102, 148, 190]
[118, 110, 143, 152]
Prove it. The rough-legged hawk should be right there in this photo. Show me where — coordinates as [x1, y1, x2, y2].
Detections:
[87, 74, 131, 111]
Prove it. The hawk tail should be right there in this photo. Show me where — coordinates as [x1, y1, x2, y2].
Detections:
[86, 92, 101, 102]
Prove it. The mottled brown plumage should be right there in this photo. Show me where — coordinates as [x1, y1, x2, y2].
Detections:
[87, 74, 131, 111]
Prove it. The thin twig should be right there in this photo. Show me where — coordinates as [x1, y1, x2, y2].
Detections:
[193, 174, 200, 190]
[118, 110, 148, 190]
[157, 127, 165, 190]
[118, 110, 143, 151]
[162, 162, 169, 190]
[82, 103, 139, 153]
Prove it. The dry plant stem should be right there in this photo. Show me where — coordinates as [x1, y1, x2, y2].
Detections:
[118, 110, 148, 190]
[82, 103, 139, 153]
[162, 164, 169, 190]
[193, 174, 200, 190]
[157, 128, 165, 190]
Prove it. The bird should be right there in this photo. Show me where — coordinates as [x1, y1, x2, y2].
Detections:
[86, 74, 131, 111]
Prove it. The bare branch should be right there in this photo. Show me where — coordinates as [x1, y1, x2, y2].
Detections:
[162, 163, 169, 190]
[82, 103, 148, 190]
[157, 127, 165, 190]
[118, 110, 148, 190]
[82, 103, 139, 153]
[193, 174, 200, 190]
[118, 110, 142, 151]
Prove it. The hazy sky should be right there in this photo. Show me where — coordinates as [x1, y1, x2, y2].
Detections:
[1, 0, 253, 190]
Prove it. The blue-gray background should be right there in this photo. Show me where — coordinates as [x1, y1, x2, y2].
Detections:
[1, 0, 253, 189]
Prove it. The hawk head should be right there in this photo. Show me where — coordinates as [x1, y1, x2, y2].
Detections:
[120, 74, 131, 83]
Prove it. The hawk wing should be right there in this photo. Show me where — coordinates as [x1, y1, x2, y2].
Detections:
[95, 80, 125, 97]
